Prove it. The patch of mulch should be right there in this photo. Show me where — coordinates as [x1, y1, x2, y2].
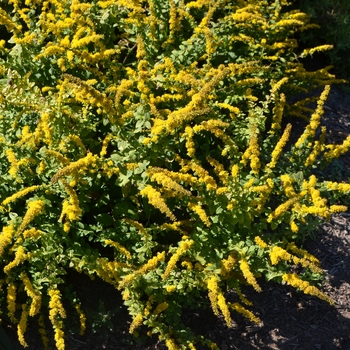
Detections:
[3, 84, 350, 350]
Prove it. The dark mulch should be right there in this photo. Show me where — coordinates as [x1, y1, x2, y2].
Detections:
[3, 85, 350, 350]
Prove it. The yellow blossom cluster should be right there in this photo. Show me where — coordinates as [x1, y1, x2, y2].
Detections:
[162, 239, 194, 280]
[59, 181, 82, 232]
[228, 302, 260, 324]
[295, 85, 330, 149]
[129, 313, 143, 334]
[282, 274, 333, 304]
[187, 202, 211, 227]
[118, 251, 166, 289]
[266, 124, 292, 170]
[269, 246, 322, 273]
[305, 126, 326, 166]
[324, 135, 350, 162]
[48, 289, 66, 350]
[0, 224, 15, 257]
[254, 236, 268, 249]
[7, 283, 17, 323]
[148, 168, 192, 197]
[105, 239, 132, 260]
[240, 127, 260, 174]
[239, 258, 261, 292]
[221, 253, 237, 279]
[20, 272, 41, 317]
[75, 303, 86, 335]
[4, 246, 29, 275]
[17, 304, 29, 347]
[140, 185, 176, 221]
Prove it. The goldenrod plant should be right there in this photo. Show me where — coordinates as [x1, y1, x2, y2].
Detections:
[0, 1, 349, 349]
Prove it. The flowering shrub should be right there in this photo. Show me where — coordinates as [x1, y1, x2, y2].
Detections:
[0, 0, 349, 349]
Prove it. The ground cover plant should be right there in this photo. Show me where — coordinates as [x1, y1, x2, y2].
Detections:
[0, 0, 350, 349]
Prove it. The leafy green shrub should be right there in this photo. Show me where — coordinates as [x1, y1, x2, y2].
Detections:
[291, 0, 350, 82]
[0, 1, 349, 349]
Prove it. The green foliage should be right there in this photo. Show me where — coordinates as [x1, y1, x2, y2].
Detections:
[0, 1, 349, 349]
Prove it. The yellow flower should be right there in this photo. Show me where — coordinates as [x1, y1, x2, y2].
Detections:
[17, 304, 29, 347]
[166, 285, 176, 293]
[7, 283, 18, 323]
[162, 239, 194, 280]
[129, 313, 143, 334]
[239, 258, 261, 292]
[75, 303, 86, 335]
[154, 302, 169, 315]
[105, 239, 132, 260]
[207, 275, 220, 316]
[217, 294, 232, 327]
[282, 273, 333, 304]
[140, 185, 176, 221]
[228, 302, 260, 324]
[266, 124, 292, 170]
[20, 272, 41, 317]
[51, 152, 98, 183]
[187, 202, 211, 227]
[254, 236, 267, 249]
[4, 246, 29, 275]
[17, 199, 45, 235]
[118, 251, 165, 289]
[0, 224, 15, 256]
[165, 338, 179, 350]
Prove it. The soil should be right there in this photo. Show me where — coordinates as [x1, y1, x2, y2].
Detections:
[3, 85, 350, 350]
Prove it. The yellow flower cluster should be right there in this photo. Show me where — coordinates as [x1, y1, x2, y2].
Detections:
[254, 236, 267, 249]
[140, 185, 176, 221]
[187, 202, 211, 227]
[59, 181, 82, 232]
[154, 302, 169, 315]
[4, 246, 29, 275]
[129, 313, 143, 334]
[282, 274, 333, 305]
[51, 152, 98, 183]
[325, 181, 350, 193]
[48, 289, 66, 350]
[266, 124, 292, 170]
[105, 239, 132, 260]
[75, 303, 86, 335]
[240, 128, 260, 174]
[187, 160, 218, 191]
[0, 224, 15, 257]
[269, 246, 322, 273]
[221, 253, 237, 279]
[305, 126, 326, 166]
[7, 283, 17, 323]
[165, 337, 179, 350]
[228, 302, 260, 324]
[324, 135, 350, 162]
[301, 45, 334, 58]
[239, 258, 261, 292]
[118, 251, 166, 289]
[206, 156, 229, 185]
[162, 239, 194, 280]
[148, 168, 192, 197]
[207, 275, 220, 316]
[270, 93, 286, 133]
[295, 85, 330, 149]
[20, 272, 41, 317]
[17, 304, 29, 347]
